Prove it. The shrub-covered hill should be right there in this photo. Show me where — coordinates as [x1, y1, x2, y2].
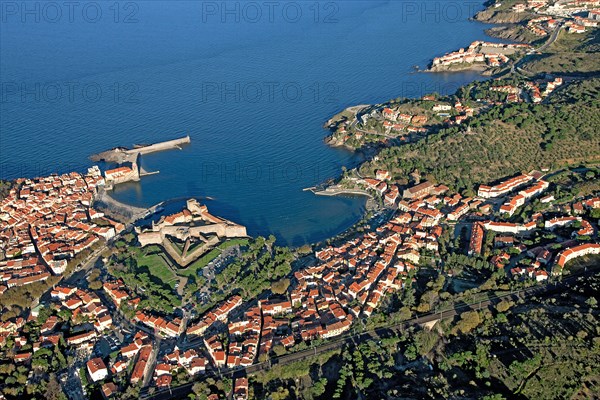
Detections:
[521, 29, 600, 76]
[361, 79, 600, 194]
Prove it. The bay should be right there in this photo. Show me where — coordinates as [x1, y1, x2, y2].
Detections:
[0, 0, 499, 245]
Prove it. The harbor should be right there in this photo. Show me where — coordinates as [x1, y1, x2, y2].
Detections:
[91, 136, 191, 189]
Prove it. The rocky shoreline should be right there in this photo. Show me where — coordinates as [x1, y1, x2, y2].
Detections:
[319, 0, 527, 188]
[321, 0, 538, 145]
[424, 63, 490, 73]
[484, 25, 537, 43]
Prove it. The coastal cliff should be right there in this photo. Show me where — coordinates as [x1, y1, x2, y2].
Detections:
[426, 63, 489, 73]
[320, 0, 600, 194]
[472, 1, 547, 44]
[484, 25, 540, 43]
[474, 8, 533, 24]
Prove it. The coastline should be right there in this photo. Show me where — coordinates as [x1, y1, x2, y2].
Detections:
[93, 189, 149, 223]
[423, 63, 490, 73]
[2, 2, 599, 399]
[321, 0, 532, 162]
[2, 0, 530, 248]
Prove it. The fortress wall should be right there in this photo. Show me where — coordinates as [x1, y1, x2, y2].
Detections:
[147, 222, 246, 243]
[189, 224, 227, 237]
[160, 226, 191, 241]
[161, 237, 183, 264]
[188, 224, 247, 238]
[178, 236, 220, 266]
[108, 170, 140, 185]
[199, 211, 225, 224]
[222, 225, 248, 237]
[138, 231, 163, 247]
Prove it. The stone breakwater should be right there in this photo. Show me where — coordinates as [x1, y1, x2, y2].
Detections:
[90, 135, 191, 164]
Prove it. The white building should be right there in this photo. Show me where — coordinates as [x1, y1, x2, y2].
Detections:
[87, 357, 108, 382]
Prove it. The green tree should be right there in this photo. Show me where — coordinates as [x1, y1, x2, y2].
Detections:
[45, 374, 67, 400]
[271, 278, 290, 295]
[453, 311, 481, 335]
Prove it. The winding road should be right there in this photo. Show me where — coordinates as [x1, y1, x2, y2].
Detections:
[514, 23, 563, 75]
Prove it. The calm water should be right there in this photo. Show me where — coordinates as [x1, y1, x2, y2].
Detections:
[1, 1, 498, 245]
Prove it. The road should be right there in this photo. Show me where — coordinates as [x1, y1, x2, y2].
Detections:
[142, 340, 161, 388]
[513, 23, 563, 76]
[536, 23, 563, 53]
[142, 267, 597, 400]
[39, 244, 107, 306]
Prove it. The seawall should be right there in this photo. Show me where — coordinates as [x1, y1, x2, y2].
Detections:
[91, 135, 191, 164]
[127, 136, 191, 155]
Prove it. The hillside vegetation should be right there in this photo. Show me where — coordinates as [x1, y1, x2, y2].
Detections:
[361, 79, 600, 193]
[248, 273, 600, 400]
[521, 30, 600, 75]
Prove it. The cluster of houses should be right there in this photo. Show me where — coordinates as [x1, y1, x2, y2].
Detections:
[52, 280, 163, 392]
[488, 77, 563, 104]
[331, 104, 435, 147]
[512, 0, 549, 13]
[525, 77, 564, 102]
[513, 0, 600, 33]
[431, 101, 476, 126]
[186, 295, 243, 337]
[464, 172, 600, 279]
[478, 173, 537, 198]
[134, 310, 183, 338]
[225, 310, 261, 367]
[472, 209, 598, 279]
[51, 286, 114, 336]
[103, 279, 140, 308]
[154, 346, 207, 388]
[380, 107, 429, 134]
[0, 281, 146, 396]
[0, 167, 124, 294]
[331, 71, 566, 150]
[224, 305, 262, 368]
[500, 180, 549, 216]
[350, 169, 599, 286]
[1, 163, 599, 400]
[513, 0, 599, 14]
[382, 100, 477, 131]
[431, 41, 531, 69]
[492, 220, 599, 281]
[184, 297, 271, 371]
[7, 277, 168, 393]
[527, 15, 561, 36]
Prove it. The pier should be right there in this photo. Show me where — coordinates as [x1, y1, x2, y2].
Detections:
[129, 135, 191, 155]
[139, 166, 160, 177]
[307, 186, 373, 198]
[91, 135, 191, 164]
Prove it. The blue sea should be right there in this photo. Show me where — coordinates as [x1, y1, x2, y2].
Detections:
[0, 0, 499, 245]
